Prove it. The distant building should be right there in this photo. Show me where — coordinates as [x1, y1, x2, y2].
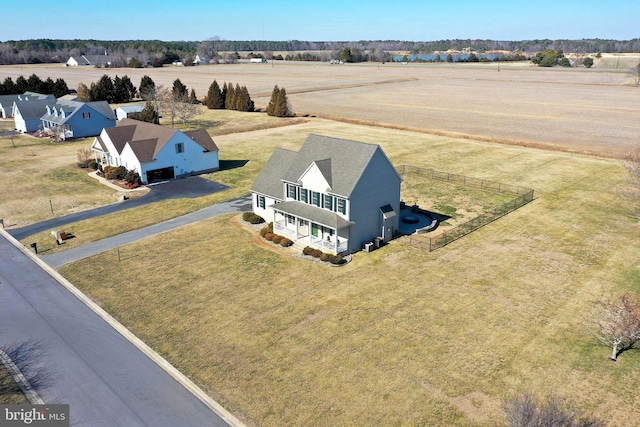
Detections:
[66, 54, 111, 67]
[40, 100, 116, 139]
[0, 92, 54, 118]
[115, 105, 145, 120]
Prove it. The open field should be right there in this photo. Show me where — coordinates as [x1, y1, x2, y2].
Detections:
[1, 61, 638, 158]
[1, 62, 639, 425]
[49, 120, 640, 426]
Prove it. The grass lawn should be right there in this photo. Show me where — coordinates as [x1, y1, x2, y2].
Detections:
[57, 120, 640, 426]
[0, 364, 28, 404]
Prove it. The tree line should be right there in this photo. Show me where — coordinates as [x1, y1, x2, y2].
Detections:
[0, 74, 69, 97]
[1, 38, 638, 65]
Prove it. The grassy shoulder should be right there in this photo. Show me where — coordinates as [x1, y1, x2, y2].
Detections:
[0, 364, 28, 404]
[59, 122, 640, 426]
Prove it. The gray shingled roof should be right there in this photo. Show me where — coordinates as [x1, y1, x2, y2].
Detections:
[250, 148, 298, 198]
[252, 134, 391, 199]
[14, 99, 52, 119]
[40, 100, 116, 125]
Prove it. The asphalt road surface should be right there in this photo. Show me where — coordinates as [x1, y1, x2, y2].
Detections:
[0, 232, 236, 426]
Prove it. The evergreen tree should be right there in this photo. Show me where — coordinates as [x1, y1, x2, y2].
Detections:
[172, 78, 187, 99]
[52, 78, 69, 98]
[267, 85, 290, 117]
[266, 85, 279, 116]
[221, 82, 228, 108]
[224, 82, 235, 109]
[130, 101, 159, 124]
[89, 75, 115, 102]
[206, 80, 224, 109]
[139, 75, 155, 100]
[26, 74, 43, 93]
[189, 88, 198, 104]
[233, 83, 242, 110]
[1, 77, 16, 95]
[15, 76, 28, 93]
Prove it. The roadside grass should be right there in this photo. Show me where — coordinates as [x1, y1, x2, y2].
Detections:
[0, 133, 116, 227]
[0, 364, 28, 404]
[58, 122, 640, 426]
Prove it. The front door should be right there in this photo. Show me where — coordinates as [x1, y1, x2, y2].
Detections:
[311, 223, 319, 237]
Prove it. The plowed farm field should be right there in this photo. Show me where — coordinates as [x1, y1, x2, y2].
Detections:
[1, 61, 637, 158]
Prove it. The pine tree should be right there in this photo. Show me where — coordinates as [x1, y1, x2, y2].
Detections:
[233, 83, 242, 110]
[271, 86, 291, 117]
[266, 85, 279, 116]
[225, 82, 235, 109]
[130, 101, 160, 124]
[206, 80, 224, 109]
[189, 88, 198, 104]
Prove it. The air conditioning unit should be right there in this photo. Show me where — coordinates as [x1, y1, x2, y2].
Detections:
[363, 242, 373, 252]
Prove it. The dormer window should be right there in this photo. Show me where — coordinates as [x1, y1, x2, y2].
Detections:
[287, 183, 297, 199]
[323, 194, 333, 210]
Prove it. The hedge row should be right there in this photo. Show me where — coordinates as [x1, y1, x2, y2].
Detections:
[302, 246, 344, 265]
[260, 223, 293, 247]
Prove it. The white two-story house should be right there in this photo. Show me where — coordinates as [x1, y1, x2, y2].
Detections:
[251, 134, 402, 254]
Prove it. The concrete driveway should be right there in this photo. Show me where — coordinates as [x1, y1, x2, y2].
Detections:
[7, 176, 230, 240]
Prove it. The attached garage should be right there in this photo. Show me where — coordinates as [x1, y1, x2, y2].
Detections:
[146, 167, 174, 183]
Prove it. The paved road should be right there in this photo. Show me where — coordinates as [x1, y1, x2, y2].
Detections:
[41, 195, 252, 269]
[7, 176, 230, 241]
[0, 232, 239, 426]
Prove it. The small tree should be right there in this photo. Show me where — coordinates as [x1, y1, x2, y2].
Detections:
[139, 75, 156, 100]
[77, 82, 90, 102]
[129, 101, 159, 124]
[503, 391, 602, 427]
[76, 147, 92, 168]
[266, 85, 291, 117]
[172, 78, 187, 99]
[583, 57, 594, 68]
[589, 293, 640, 361]
[205, 80, 224, 109]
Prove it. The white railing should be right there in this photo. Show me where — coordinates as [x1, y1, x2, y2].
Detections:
[310, 236, 348, 254]
[274, 221, 297, 240]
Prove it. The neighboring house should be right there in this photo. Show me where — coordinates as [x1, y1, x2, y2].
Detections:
[66, 55, 111, 67]
[250, 134, 402, 255]
[0, 92, 54, 118]
[13, 99, 55, 133]
[40, 100, 116, 139]
[194, 54, 210, 65]
[91, 118, 219, 184]
[115, 105, 144, 120]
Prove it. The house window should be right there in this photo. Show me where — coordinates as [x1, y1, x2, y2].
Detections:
[299, 188, 308, 203]
[175, 142, 184, 153]
[287, 215, 295, 225]
[337, 198, 346, 214]
[257, 195, 265, 209]
[82, 112, 91, 119]
[287, 183, 297, 200]
[323, 194, 333, 210]
[311, 191, 320, 206]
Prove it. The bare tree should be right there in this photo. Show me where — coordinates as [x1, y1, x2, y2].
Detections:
[504, 391, 602, 427]
[631, 63, 640, 86]
[158, 87, 197, 127]
[76, 147, 92, 167]
[589, 293, 640, 361]
[621, 145, 640, 217]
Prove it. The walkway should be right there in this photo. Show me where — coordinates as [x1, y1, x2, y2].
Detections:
[41, 195, 252, 269]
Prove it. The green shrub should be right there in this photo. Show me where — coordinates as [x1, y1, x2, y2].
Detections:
[89, 160, 99, 170]
[311, 249, 323, 258]
[330, 254, 344, 265]
[105, 165, 126, 180]
[302, 246, 314, 256]
[280, 238, 293, 247]
[242, 212, 265, 224]
[265, 232, 274, 241]
[272, 235, 283, 244]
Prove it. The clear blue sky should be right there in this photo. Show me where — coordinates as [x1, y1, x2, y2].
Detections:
[3, 0, 638, 42]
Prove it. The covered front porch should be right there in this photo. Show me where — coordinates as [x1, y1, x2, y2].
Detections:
[272, 201, 352, 254]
